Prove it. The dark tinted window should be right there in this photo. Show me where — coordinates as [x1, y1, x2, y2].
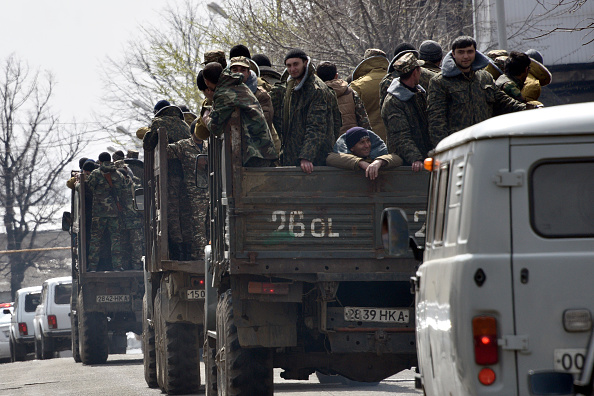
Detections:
[24, 292, 41, 312]
[531, 160, 594, 237]
[54, 284, 71, 305]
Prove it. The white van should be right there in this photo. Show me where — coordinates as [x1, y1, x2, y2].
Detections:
[33, 276, 72, 359]
[412, 102, 594, 396]
[9, 286, 42, 361]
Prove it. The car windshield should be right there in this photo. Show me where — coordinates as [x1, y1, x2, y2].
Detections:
[24, 292, 41, 312]
[54, 284, 71, 305]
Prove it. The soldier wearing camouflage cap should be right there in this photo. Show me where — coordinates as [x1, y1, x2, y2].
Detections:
[202, 49, 227, 68]
[381, 52, 432, 173]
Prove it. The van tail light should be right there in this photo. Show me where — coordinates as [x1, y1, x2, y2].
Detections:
[248, 282, 289, 295]
[473, 316, 498, 365]
[18, 322, 28, 336]
[48, 315, 58, 329]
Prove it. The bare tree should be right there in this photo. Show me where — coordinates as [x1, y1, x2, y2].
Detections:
[210, 0, 474, 74]
[0, 55, 85, 297]
[99, 0, 207, 147]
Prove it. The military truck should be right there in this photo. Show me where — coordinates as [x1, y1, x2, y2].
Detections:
[63, 168, 144, 365]
[202, 110, 429, 395]
[140, 128, 206, 394]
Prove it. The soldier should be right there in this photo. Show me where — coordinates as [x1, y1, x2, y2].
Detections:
[427, 36, 529, 147]
[252, 53, 281, 87]
[326, 127, 402, 180]
[166, 122, 209, 260]
[381, 52, 432, 172]
[116, 168, 144, 269]
[496, 51, 534, 103]
[419, 40, 443, 88]
[317, 61, 371, 135]
[85, 152, 126, 272]
[202, 62, 278, 167]
[143, 100, 192, 260]
[275, 48, 341, 173]
[350, 49, 390, 142]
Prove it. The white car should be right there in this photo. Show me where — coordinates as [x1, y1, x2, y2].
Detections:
[33, 277, 72, 359]
[0, 303, 14, 362]
[9, 286, 42, 361]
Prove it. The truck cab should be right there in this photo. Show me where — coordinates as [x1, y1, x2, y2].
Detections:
[415, 102, 594, 396]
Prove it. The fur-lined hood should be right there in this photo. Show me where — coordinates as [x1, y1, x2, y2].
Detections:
[440, 50, 492, 78]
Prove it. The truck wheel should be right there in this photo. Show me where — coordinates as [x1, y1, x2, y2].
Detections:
[143, 294, 158, 388]
[71, 313, 81, 363]
[35, 336, 43, 360]
[203, 338, 217, 396]
[217, 290, 273, 396]
[154, 289, 201, 394]
[78, 295, 108, 365]
[40, 332, 54, 359]
[10, 336, 26, 362]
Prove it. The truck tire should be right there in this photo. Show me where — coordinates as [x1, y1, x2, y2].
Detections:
[35, 336, 42, 360]
[78, 296, 108, 365]
[38, 332, 54, 360]
[143, 294, 158, 388]
[10, 336, 26, 362]
[203, 338, 217, 396]
[216, 290, 273, 396]
[154, 289, 201, 394]
[71, 313, 81, 363]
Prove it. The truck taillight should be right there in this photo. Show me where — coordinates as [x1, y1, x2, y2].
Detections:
[248, 282, 289, 295]
[18, 322, 28, 336]
[473, 316, 498, 365]
[48, 315, 58, 329]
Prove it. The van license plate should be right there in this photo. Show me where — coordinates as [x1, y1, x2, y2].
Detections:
[344, 307, 409, 323]
[554, 348, 586, 374]
[186, 290, 206, 300]
[96, 295, 130, 303]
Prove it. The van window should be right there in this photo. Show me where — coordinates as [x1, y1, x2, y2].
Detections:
[25, 292, 41, 313]
[433, 164, 450, 243]
[54, 284, 72, 305]
[531, 160, 594, 238]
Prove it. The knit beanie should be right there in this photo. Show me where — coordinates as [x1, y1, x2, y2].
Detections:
[78, 157, 89, 169]
[82, 160, 97, 172]
[252, 54, 272, 67]
[419, 40, 443, 63]
[98, 152, 111, 163]
[153, 100, 170, 115]
[112, 150, 125, 161]
[284, 48, 308, 63]
[393, 43, 416, 58]
[344, 127, 370, 150]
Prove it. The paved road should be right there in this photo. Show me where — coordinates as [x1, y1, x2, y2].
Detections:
[0, 351, 422, 395]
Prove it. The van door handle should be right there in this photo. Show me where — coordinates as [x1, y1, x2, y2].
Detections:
[520, 268, 529, 284]
[410, 276, 420, 294]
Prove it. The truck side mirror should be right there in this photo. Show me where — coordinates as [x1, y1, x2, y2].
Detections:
[62, 212, 71, 232]
[196, 153, 208, 190]
[381, 208, 410, 256]
[134, 188, 144, 211]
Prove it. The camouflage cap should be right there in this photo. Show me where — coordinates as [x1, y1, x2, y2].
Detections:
[203, 50, 227, 68]
[126, 149, 139, 159]
[363, 48, 387, 59]
[486, 49, 509, 60]
[392, 52, 424, 75]
[229, 56, 251, 69]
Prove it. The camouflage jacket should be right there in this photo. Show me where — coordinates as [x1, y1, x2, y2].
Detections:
[278, 63, 341, 166]
[381, 78, 432, 165]
[427, 50, 527, 147]
[86, 163, 126, 218]
[350, 56, 389, 142]
[496, 73, 525, 102]
[207, 69, 278, 165]
[118, 174, 143, 229]
[143, 106, 191, 150]
[325, 78, 370, 135]
[166, 137, 208, 196]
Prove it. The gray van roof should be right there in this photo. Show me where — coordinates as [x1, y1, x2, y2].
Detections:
[434, 102, 594, 153]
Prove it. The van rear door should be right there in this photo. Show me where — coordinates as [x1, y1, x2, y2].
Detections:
[510, 135, 594, 394]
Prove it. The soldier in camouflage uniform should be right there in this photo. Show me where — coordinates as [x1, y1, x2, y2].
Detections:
[143, 100, 192, 259]
[166, 125, 209, 260]
[202, 62, 278, 167]
[317, 61, 371, 136]
[116, 168, 144, 269]
[86, 152, 126, 271]
[495, 51, 532, 103]
[275, 49, 341, 173]
[381, 53, 432, 172]
[427, 36, 528, 147]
